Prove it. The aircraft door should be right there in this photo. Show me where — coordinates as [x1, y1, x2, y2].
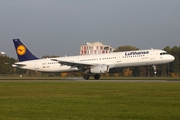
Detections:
[35, 62, 39, 70]
[150, 51, 155, 60]
[116, 56, 121, 63]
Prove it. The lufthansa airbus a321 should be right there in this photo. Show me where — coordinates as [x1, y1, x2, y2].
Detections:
[12, 39, 175, 80]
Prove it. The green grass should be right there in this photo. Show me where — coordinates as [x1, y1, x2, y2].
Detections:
[0, 82, 180, 120]
[0, 76, 180, 80]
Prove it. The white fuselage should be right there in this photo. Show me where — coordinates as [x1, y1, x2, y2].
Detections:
[13, 49, 175, 72]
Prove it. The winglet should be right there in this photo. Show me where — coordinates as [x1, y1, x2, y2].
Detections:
[13, 39, 39, 62]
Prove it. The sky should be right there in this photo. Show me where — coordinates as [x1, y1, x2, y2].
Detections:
[0, 0, 180, 58]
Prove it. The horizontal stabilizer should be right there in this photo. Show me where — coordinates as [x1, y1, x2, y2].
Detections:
[12, 64, 26, 67]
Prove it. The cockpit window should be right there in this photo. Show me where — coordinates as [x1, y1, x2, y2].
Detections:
[160, 52, 168, 55]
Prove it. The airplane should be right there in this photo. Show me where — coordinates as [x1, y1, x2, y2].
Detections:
[12, 39, 175, 80]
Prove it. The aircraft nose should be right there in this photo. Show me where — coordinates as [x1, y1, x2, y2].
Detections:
[169, 55, 175, 62]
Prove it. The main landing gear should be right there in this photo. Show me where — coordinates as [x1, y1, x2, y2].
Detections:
[83, 74, 90, 80]
[83, 74, 101, 80]
[94, 74, 100, 80]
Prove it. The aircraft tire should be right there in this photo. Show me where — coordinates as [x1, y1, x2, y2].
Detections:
[83, 74, 89, 80]
[94, 74, 100, 80]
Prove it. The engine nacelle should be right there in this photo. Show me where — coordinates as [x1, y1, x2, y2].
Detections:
[90, 65, 109, 73]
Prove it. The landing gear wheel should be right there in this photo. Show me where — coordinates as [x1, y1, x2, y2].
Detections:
[153, 65, 157, 77]
[94, 74, 100, 80]
[83, 74, 89, 80]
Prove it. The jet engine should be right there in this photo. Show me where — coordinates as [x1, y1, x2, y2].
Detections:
[90, 65, 109, 73]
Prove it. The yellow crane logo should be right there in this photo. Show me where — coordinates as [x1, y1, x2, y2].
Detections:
[17, 45, 26, 56]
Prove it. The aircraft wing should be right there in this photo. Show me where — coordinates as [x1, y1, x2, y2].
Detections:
[12, 63, 26, 67]
[51, 59, 94, 69]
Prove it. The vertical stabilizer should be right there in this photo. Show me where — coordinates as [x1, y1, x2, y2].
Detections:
[13, 39, 38, 62]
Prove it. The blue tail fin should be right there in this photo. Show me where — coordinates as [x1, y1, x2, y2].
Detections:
[13, 39, 38, 62]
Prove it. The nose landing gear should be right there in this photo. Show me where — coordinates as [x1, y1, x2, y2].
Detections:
[153, 65, 157, 77]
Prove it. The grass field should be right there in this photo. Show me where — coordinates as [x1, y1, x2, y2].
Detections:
[0, 81, 180, 120]
[0, 76, 180, 80]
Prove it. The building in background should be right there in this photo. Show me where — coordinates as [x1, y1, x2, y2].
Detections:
[80, 42, 114, 55]
[0, 51, 6, 56]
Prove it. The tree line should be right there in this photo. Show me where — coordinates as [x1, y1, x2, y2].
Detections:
[0, 45, 179, 77]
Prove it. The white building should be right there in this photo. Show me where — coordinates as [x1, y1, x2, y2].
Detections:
[0, 51, 6, 56]
[80, 42, 114, 55]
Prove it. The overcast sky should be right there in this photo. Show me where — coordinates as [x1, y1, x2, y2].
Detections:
[0, 0, 180, 58]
